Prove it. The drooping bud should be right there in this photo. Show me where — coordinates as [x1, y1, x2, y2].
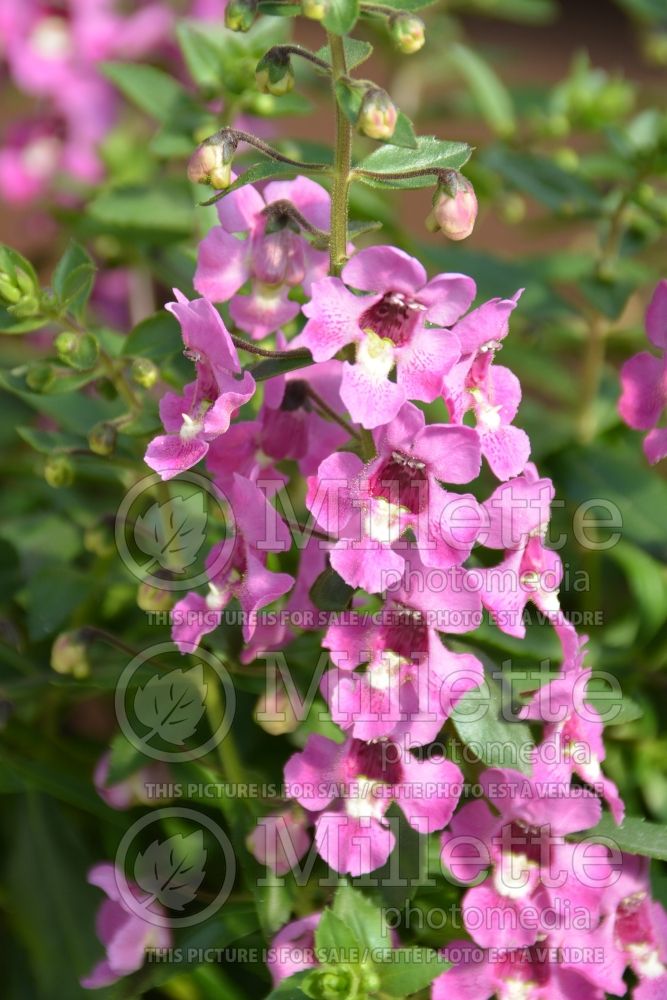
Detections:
[301, 0, 328, 21]
[357, 87, 398, 141]
[187, 132, 237, 190]
[389, 13, 425, 54]
[25, 362, 56, 392]
[51, 630, 90, 678]
[256, 49, 295, 97]
[426, 170, 478, 241]
[131, 356, 159, 389]
[224, 0, 257, 32]
[44, 454, 74, 488]
[88, 421, 117, 456]
[54, 330, 100, 370]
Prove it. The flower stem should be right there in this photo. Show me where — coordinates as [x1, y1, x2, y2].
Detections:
[328, 33, 352, 278]
[306, 384, 361, 440]
[230, 332, 310, 360]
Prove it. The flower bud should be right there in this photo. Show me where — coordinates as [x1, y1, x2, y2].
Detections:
[51, 630, 90, 678]
[0, 250, 40, 316]
[88, 421, 117, 456]
[224, 0, 257, 32]
[137, 580, 175, 613]
[131, 356, 159, 388]
[303, 967, 361, 1000]
[187, 134, 236, 190]
[25, 362, 56, 392]
[254, 684, 298, 735]
[301, 0, 328, 20]
[357, 87, 398, 141]
[390, 13, 425, 54]
[427, 171, 478, 241]
[84, 521, 116, 558]
[256, 50, 295, 97]
[44, 454, 74, 488]
[54, 330, 100, 370]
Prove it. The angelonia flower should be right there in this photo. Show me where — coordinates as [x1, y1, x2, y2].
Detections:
[81, 863, 171, 988]
[619, 278, 667, 464]
[133, 163, 661, 998]
[93, 752, 171, 810]
[427, 171, 479, 241]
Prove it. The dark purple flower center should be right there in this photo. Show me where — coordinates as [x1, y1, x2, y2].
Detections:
[348, 738, 403, 784]
[500, 944, 551, 986]
[358, 292, 425, 347]
[382, 610, 428, 663]
[280, 379, 311, 412]
[503, 821, 545, 867]
[368, 453, 428, 514]
[615, 892, 653, 947]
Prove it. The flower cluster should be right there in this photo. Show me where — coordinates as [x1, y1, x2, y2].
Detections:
[82, 169, 664, 998]
[619, 279, 667, 465]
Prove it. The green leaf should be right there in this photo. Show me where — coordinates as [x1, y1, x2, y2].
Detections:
[482, 147, 602, 214]
[316, 38, 373, 70]
[177, 22, 223, 90]
[266, 971, 310, 1000]
[451, 656, 534, 774]
[22, 565, 91, 640]
[383, 111, 418, 150]
[322, 0, 359, 36]
[571, 815, 667, 860]
[377, 948, 450, 997]
[106, 731, 149, 784]
[332, 883, 389, 954]
[16, 427, 86, 454]
[355, 136, 472, 189]
[101, 62, 190, 122]
[51, 241, 96, 319]
[88, 182, 196, 237]
[310, 567, 355, 611]
[123, 310, 182, 362]
[200, 162, 324, 207]
[248, 352, 314, 382]
[334, 78, 364, 127]
[608, 541, 667, 642]
[315, 910, 364, 958]
[0, 307, 48, 334]
[360, 0, 437, 10]
[448, 43, 516, 137]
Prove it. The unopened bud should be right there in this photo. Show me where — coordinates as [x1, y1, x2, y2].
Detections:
[0, 249, 39, 314]
[131, 356, 159, 388]
[256, 50, 295, 97]
[54, 330, 100, 370]
[187, 134, 236, 190]
[254, 685, 298, 736]
[88, 421, 117, 456]
[84, 521, 116, 558]
[26, 362, 56, 392]
[357, 87, 398, 141]
[44, 454, 74, 488]
[301, 0, 328, 20]
[137, 581, 174, 613]
[224, 0, 257, 32]
[390, 13, 425, 54]
[51, 630, 90, 678]
[427, 171, 478, 241]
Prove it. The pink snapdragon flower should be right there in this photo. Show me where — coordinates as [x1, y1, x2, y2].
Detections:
[246, 807, 311, 875]
[284, 734, 462, 875]
[432, 939, 606, 1000]
[194, 176, 330, 339]
[321, 548, 483, 745]
[443, 291, 529, 479]
[441, 766, 606, 949]
[619, 279, 667, 464]
[93, 751, 171, 810]
[305, 402, 482, 593]
[268, 913, 321, 985]
[171, 474, 294, 650]
[293, 246, 475, 428]
[81, 863, 171, 989]
[144, 291, 255, 480]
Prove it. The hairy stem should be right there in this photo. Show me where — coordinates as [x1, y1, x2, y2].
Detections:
[328, 33, 352, 277]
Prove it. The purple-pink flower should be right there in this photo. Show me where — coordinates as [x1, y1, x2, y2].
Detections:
[619, 279, 667, 464]
[293, 245, 475, 428]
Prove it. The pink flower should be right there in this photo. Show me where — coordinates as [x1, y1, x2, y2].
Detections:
[268, 913, 321, 985]
[321, 548, 483, 745]
[293, 245, 475, 428]
[444, 291, 529, 480]
[93, 751, 171, 810]
[619, 279, 667, 464]
[194, 176, 330, 339]
[284, 734, 462, 875]
[144, 291, 255, 480]
[441, 767, 605, 950]
[81, 862, 171, 989]
[171, 474, 294, 650]
[305, 402, 482, 593]
[246, 808, 311, 875]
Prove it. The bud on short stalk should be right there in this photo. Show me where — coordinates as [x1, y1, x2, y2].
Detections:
[301, 0, 329, 21]
[51, 631, 90, 678]
[254, 685, 299, 735]
[426, 171, 478, 241]
[187, 133, 236, 190]
[88, 421, 117, 457]
[131, 356, 159, 388]
[390, 13, 426, 54]
[256, 50, 295, 97]
[137, 581, 175, 613]
[44, 454, 75, 488]
[54, 330, 100, 370]
[26, 362, 56, 392]
[357, 87, 398, 141]
[224, 0, 257, 32]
